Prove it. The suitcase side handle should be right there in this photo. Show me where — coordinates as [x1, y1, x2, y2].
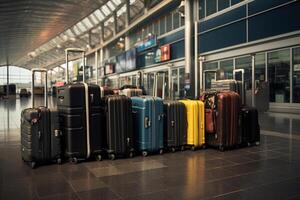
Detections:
[144, 117, 151, 128]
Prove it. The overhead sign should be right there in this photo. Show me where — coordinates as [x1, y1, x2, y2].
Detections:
[161, 44, 170, 62]
[56, 81, 65, 87]
[136, 35, 157, 52]
[155, 48, 161, 63]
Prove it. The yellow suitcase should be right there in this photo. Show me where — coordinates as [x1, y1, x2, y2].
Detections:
[179, 100, 205, 149]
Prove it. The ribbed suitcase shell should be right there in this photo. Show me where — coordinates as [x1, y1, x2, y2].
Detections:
[57, 83, 103, 161]
[204, 92, 241, 150]
[163, 101, 187, 151]
[179, 100, 205, 149]
[240, 106, 260, 146]
[131, 96, 164, 155]
[21, 107, 61, 167]
[101, 95, 134, 158]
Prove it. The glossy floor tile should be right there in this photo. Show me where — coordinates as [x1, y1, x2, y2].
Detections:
[1, 97, 300, 200]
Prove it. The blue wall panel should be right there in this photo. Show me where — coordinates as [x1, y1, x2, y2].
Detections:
[170, 40, 185, 60]
[199, 21, 246, 53]
[158, 29, 184, 45]
[248, 1, 300, 42]
[248, 0, 293, 15]
[199, 5, 246, 32]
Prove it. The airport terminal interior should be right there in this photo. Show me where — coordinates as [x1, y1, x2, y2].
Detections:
[1, 0, 300, 199]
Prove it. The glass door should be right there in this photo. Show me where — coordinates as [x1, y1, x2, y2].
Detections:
[293, 47, 300, 103]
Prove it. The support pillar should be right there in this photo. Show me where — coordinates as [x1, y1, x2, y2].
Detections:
[6, 64, 9, 97]
[95, 51, 98, 84]
[252, 54, 255, 107]
[184, 0, 193, 98]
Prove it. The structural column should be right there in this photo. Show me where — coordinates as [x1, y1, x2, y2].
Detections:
[184, 0, 193, 97]
[6, 63, 9, 97]
[95, 51, 98, 84]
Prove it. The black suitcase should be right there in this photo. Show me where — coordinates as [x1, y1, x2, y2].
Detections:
[57, 48, 104, 163]
[163, 101, 187, 152]
[240, 106, 260, 146]
[21, 69, 62, 168]
[57, 83, 104, 163]
[100, 95, 134, 160]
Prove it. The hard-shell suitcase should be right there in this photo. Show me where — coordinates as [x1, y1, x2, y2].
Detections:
[100, 95, 134, 160]
[120, 88, 143, 97]
[202, 91, 241, 151]
[131, 96, 164, 156]
[211, 80, 243, 98]
[179, 100, 205, 150]
[163, 101, 187, 152]
[57, 48, 104, 163]
[240, 106, 260, 146]
[57, 83, 103, 163]
[21, 68, 62, 168]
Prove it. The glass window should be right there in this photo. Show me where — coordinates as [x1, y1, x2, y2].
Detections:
[231, 0, 243, 5]
[199, 0, 205, 19]
[159, 16, 166, 35]
[293, 47, 300, 103]
[203, 62, 218, 90]
[268, 49, 290, 103]
[171, 69, 178, 100]
[255, 53, 266, 87]
[173, 12, 180, 30]
[236, 56, 252, 91]
[218, 0, 230, 11]
[180, 14, 185, 26]
[206, 0, 217, 16]
[220, 59, 233, 79]
[166, 13, 172, 32]
[179, 68, 185, 98]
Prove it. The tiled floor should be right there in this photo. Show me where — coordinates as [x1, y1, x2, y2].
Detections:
[0, 97, 300, 200]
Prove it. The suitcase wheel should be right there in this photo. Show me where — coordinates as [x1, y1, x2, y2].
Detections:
[109, 154, 116, 160]
[142, 151, 148, 157]
[159, 149, 164, 155]
[191, 146, 196, 151]
[181, 146, 185, 151]
[95, 154, 102, 161]
[171, 147, 176, 153]
[247, 142, 251, 147]
[255, 141, 260, 146]
[30, 162, 36, 169]
[57, 158, 62, 165]
[128, 152, 134, 158]
[69, 157, 78, 164]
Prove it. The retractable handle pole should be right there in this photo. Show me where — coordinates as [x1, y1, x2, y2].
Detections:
[203, 70, 217, 91]
[65, 48, 86, 83]
[31, 68, 48, 108]
[233, 69, 245, 104]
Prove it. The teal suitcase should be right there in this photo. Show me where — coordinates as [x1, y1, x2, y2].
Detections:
[131, 96, 164, 156]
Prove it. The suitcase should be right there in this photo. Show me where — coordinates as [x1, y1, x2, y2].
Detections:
[211, 79, 243, 97]
[163, 101, 187, 152]
[100, 95, 134, 160]
[240, 106, 260, 146]
[57, 48, 104, 163]
[179, 100, 205, 150]
[120, 88, 143, 97]
[131, 96, 164, 156]
[202, 91, 241, 151]
[57, 83, 104, 163]
[21, 68, 62, 168]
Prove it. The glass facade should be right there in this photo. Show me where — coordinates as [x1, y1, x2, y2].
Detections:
[293, 48, 300, 103]
[202, 46, 300, 105]
[220, 59, 233, 79]
[199, 0, 245, 20]
[268, 49, 290, 103]
[0, 66, 31, 92]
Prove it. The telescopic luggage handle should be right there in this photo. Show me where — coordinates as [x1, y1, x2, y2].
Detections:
[31, 68, 48, 108]
[65, 48, 86, 83]
[233, 69, 245, 104]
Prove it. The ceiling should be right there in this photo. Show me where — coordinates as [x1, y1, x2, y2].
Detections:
[0, 0, 112, 67]
[1, 0, 146, 69]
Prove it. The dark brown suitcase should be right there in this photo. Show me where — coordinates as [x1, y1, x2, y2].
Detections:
[100, 95, 134, 160]
[203, 91, 241, 151]
[163, 101, 187, 152]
